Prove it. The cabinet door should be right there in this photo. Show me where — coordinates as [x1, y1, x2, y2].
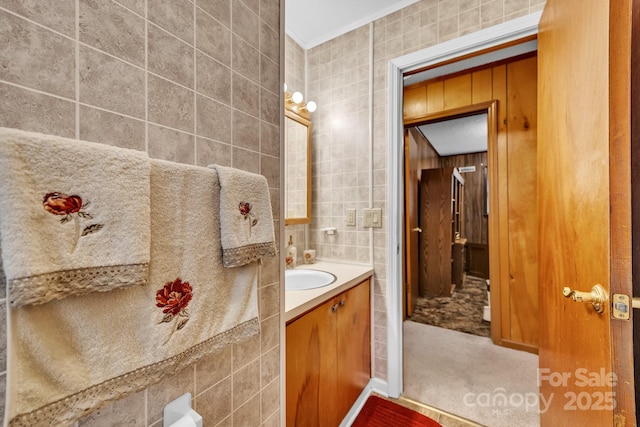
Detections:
[451, 242, 465, 288]
[286, 298, 338, 427]
[336, 280, 371, 420]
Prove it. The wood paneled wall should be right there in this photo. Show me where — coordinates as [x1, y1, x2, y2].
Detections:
[405, 68, 496, 118]
[404, 55, 539, 352]
[505, 59, 538, 347]
[440, 153, 488, 245]
[411, 130, 489, 245]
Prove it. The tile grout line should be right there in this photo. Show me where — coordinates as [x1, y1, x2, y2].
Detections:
[143, 0, 149, 420]
[75, 0, 80, 141]
[193, 0, 198, 166]
[257, 1, 263, 423]
[73, 7, 79, 424]
[229, 1, 235, 170]
[228, 0, 234, 416]
[144, 0, 149, 154]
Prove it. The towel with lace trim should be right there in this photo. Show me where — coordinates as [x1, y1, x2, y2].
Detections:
[5, 160, 259, 427]
[0, 127, 150, 307]
[210, 164, 277, 267]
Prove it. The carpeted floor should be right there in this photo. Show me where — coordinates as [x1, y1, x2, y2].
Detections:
[409, 275, 491, 338]
[403, 321, 540, 427]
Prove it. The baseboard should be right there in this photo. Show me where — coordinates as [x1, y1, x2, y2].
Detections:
[339, 378, 389, 426]
[369, 377, 389, 396]
[500, 338, 539, 355]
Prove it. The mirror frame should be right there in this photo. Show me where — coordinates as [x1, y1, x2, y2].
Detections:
[284, 105, 312, 225]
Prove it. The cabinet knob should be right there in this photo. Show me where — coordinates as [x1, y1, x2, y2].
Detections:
[339, 299, 346, 307]
[331, 304, 339, 313]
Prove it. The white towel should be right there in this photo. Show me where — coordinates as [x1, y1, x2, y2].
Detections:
[210, 164, 277, 267]
[6, 160, 259, 427]
[0, 127, 150, 307]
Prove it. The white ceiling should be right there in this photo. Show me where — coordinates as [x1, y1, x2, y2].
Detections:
[285, 0, 419, 49]
[418, 113, 488, 157]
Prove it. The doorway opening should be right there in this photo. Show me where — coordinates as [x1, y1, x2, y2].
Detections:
[400, 46, 541, 353]
[399, 93, 542, 426]
[403, 103, 495, 340]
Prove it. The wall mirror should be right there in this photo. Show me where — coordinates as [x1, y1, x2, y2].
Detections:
[284, 105, 312, 225]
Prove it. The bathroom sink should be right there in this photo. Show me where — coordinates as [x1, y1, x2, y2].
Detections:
[285, 269, 336, 291]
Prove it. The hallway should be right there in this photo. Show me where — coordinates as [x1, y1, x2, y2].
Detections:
[409, 275, 491, 338]
[403, 321, 540, 427]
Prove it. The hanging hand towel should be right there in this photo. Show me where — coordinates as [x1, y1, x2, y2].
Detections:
[6, 160, 259, 427]
[210, 164, 277, 267]
[0, 127, 150, 307]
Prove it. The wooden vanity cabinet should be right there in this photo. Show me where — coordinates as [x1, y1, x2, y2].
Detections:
[286, 279, 371, 426]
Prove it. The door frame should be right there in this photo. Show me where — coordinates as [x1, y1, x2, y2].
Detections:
[404, 101, 498, 339]
[632, 0, 640, 423]
[609, 0, 636, 422]
[385, 10, 541, 398]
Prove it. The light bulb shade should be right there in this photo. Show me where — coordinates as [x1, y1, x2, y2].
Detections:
[306, 101, 317, 112]
[291, 91, 303, 104]
[283, 82, 288, 92]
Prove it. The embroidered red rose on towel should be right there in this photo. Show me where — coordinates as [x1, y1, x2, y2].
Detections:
[156, 278, 193, 343]
[43, 192, 104, 254]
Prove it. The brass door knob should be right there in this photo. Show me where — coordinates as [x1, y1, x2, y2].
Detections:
[562, 284, 607, 314]
[411, 227, 422, 233]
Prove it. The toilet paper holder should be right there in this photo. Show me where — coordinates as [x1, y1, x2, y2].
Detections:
[163, 393, 203, 427]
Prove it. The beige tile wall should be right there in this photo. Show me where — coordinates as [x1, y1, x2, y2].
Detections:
[0, 0, 281, 425]
[284, 35, 305, 96]
[305, 0, 546, 381]
[283, 35, 306, 260]
[307, 25, 373, 265]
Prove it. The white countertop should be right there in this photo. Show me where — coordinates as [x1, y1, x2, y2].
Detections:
[285, 260, 374, 322]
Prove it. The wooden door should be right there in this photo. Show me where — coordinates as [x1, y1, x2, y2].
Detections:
[286, 298, 338, 427]
[336, 280, 371, 420]
[404, 131, 420, 316]
[420, 167, 454, 297]
[538, 0, 635, 425]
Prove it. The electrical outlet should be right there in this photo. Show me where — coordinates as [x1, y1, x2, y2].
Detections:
[346, 208, 356, 226]
[363, 208, 382, 228]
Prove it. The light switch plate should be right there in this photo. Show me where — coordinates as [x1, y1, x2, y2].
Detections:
[346, 208, 356, 226]
[363, 208, 382, 228]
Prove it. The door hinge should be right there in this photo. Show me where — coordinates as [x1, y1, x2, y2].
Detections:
[611, 294, 640, 320]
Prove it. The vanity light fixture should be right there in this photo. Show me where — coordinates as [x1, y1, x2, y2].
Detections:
[302, 101, 317, 113]
[284, 85, 317, 118]
[291, 91, 304, 104]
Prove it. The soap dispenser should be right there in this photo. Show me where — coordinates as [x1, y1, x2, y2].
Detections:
[286, 235, 296, 269]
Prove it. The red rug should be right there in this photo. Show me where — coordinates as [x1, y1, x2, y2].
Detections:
[352, 395, 442, 427]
